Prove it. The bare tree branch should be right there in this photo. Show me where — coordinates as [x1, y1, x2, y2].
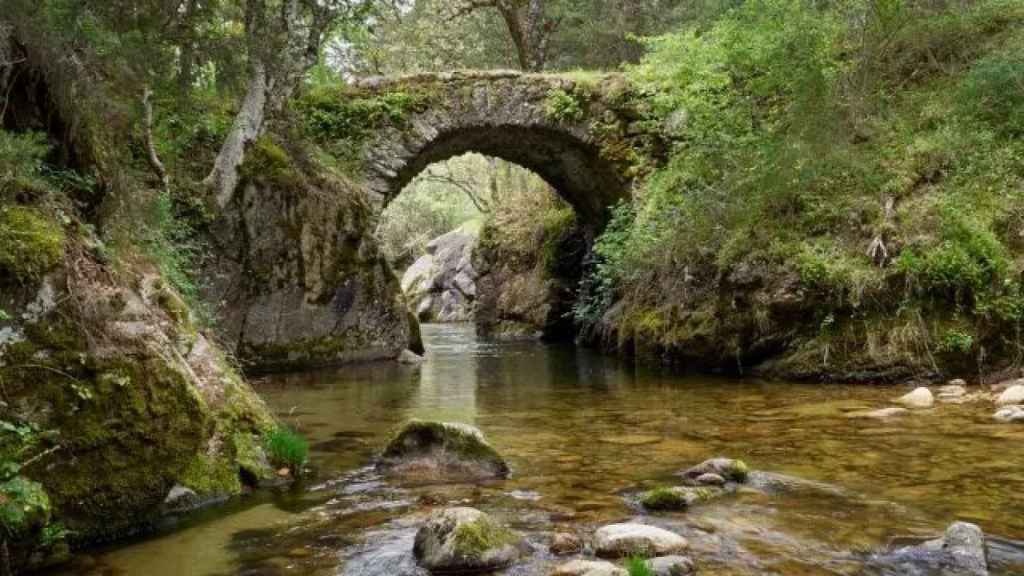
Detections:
[142, 86, 170, 195]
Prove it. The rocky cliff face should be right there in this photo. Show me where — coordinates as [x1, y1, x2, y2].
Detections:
[0, 207, 275, 569]
[473, 208, 584, 340]
[203, 139, 422, 372]
[401, 227, 478, 323]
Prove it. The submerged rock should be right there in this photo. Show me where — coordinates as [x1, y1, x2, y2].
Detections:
[678, 458, 750, 484]
[378, 420, 510, 480]
[594, 523, 688, 558]
[993, 405, 1024, 423]
[640, 486, 724, 511]
[996, 385, 1024, 406]
[848, 407, 910, 419]
[895, 387, 935, 409]
[413, 507, 522, 573]
[550, 559, 627, 576]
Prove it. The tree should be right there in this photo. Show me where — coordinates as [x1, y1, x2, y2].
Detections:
[205, 0, 376, 207]
[450, 0, 559, 71]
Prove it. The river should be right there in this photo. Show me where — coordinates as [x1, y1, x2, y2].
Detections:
[52, 324, 1024, 575]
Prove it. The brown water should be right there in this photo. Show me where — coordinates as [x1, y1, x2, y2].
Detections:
[55, 324, 1024, 576]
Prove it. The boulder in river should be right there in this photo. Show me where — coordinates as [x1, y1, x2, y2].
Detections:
[993, 405, 1024, 423]
[996, 384, 1024, 406]
[678, 457, 750, 484]
[550, 559, 627, 576]
[871, 521, 988, 576]
[378, 420, 510, 480]
[413, 507, 523, 573]
[895, 387, 935, 409]
[640, 486, 724, 511]
[594, 523, 688, 558]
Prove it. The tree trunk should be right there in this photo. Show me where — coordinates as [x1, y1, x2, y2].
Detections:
[204, 59, 270, 207]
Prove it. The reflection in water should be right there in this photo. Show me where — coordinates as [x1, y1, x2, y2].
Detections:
[50, 324, 1024, 576]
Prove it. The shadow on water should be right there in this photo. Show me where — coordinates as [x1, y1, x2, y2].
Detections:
[47, 323, 1024, 576]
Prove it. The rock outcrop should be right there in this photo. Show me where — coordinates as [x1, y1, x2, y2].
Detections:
[0, 217, 275, 567]
[413, 507, 523, 573]
[401, 226, 479, 323]
[203, 140, 422, 371]
[377, 420, 510, 480]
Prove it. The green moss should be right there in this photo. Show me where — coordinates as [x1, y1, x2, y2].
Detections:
[640, 487, 689, 511]
[451, 516, 517, 557]
[233, 432, 273, 482]
[179, 453, 241, 497]
[238, 137, 303, 190]
[0, 206, 65, 283]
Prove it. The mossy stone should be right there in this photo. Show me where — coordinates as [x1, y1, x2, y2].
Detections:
[0, 206, 65, 284]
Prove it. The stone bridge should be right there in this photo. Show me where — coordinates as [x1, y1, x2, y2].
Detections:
[346, 70, 658, 224]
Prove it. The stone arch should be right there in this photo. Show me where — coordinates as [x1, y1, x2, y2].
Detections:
[355, 71, 648, 226]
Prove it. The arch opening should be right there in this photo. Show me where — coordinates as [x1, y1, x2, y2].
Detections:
[377, 152, 587, 341]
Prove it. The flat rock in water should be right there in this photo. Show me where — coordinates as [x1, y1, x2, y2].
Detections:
[648, 555, 697, 576]
[847, 407, 910, 419]
[413, 507, 523, 573]
[598, 434, 663, 446]
[378, 420, 510, 480]
[398, 349, 425, 364]
[594, 523, 688, 558]
[895, 387, 935, 409]
[550, 559, 627, 576]
[993, 405, 1024, 423]
[996, 385, 1024, 406]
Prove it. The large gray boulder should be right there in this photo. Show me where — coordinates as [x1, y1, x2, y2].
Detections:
[377, 420, 510, 480]
[593, 523, 688, 559]
[996, 384, 1024, 406]
[413, 507, 523, 573]
[401, 227, 479, 323]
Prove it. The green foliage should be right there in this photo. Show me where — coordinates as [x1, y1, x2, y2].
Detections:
[957, 53, 1024, 137]
[263, 426, 309, 472]
[0, 476, 51, 538]
[140, 192, 205, 318]
[299, 88, 429, 172]
[580, 0, 1024, 377]
[626, 556, 655, 576]
[0, 131, 50, 199]
[0, 206, 66, 284]
[544, 88, 585, 122]
[238, 137, 302, 190]
[940, 330, 975, 354]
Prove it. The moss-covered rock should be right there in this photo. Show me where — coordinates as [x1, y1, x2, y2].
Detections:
[0, 216, 275, 565]
[679, 458, 750, 484]
[378, 420, 510, 480]
[640, 486, 724, 511]
[413, 507, 522, 573]
[206, 138, 418, 372]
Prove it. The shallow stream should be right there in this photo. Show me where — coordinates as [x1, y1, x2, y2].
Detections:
[52, 324, 1024, 575]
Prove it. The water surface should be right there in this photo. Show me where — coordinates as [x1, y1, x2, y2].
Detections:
[56, 324, 1024, 575]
